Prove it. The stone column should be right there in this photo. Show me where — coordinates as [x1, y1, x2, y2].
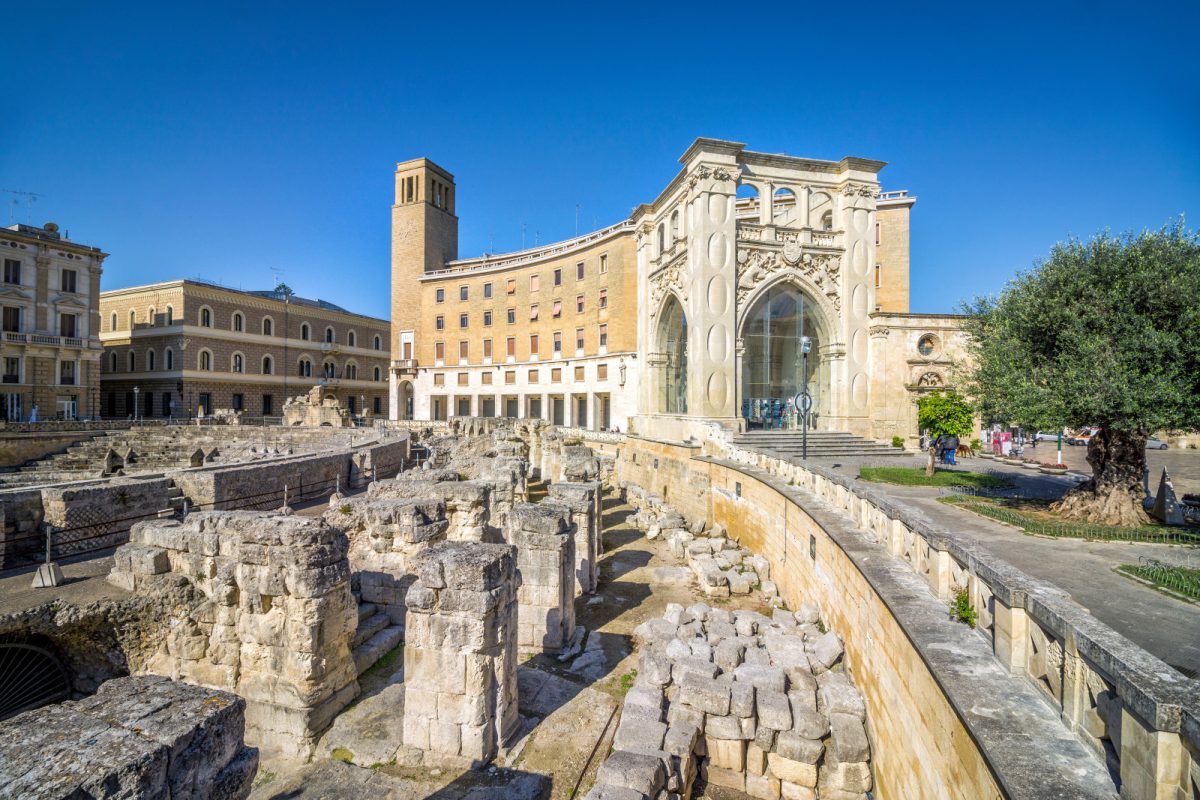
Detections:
[402, 541, 519, 766]
[799, 185, 812, 229]
[759, 181, 773, 224]
[507, 502, 575, 653]
[548, 482, 600, 595]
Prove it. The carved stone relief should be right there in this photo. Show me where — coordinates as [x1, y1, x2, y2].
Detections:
[648, 257, 688, 319]
[735, 247, 841, 312]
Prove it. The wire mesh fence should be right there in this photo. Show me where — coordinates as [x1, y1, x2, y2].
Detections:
[1121, 557, 1200, 601]
[940, 494, 1200, 545]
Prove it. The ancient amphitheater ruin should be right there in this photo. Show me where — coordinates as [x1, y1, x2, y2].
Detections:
[0, 418, 1196, 799]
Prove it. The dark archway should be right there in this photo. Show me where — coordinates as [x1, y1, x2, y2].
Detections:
[740, 283, 825, 429]
[655, 296, 688, 414]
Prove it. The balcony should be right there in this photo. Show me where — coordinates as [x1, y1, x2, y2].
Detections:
[320, 341, 340, 353]
[2, 374, 19, 384]
[24, 333, 86, 349]
[391, 358, 418, 376]
[3, 331, 26, 344]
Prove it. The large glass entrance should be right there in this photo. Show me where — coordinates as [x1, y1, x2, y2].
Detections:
[741, 284, 822, 429]
[657, 296, 688, 414]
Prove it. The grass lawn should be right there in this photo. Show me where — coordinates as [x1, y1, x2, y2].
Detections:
[1116, 563, 1200, 602]
[858, 466, 1011, 488]
[940, 494, 1200, 546]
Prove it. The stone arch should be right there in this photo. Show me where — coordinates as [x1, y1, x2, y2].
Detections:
[772, 186, 797, 224]
[398, 380, 414, 420]
[262, 315, 274, 336]
[737, 272, 837, 345]
[231, 310, 245, 333]
[230, 351, 245, 374]
[653, 293, 688, 414]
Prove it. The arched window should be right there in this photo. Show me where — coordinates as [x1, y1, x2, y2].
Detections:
[200, 306, 212, 327]
[165, 305, 173, 325]
[773, 187, 797, 224]
[346, 363, 357, 379]
[262, 316, 273, 336]
[262, 355, 273, 375]
[324, 327, 334, 344]
[373, 335, 381, 350]
[347, 331, 356, 347]
[298, 358, 312, 377]
[232, 312, 244, 332]
[148, 350, 155, 371]
[199, 349, 212, 370]
[110, 352, 117, 372]
[110, 312, 117, 331]
[656, 296, 688, 414]
[301, 323, 310, 340]
[232, 353, 244, 373]
[373, 365, 381, 381]
[322, 360, 335, 379]
[128, 351, 136, 372]
[657, 223, 666, 254]
[820, 211, 833, 231]
[147, 307, 156, 326]
[129, 310, 136, 329]
[741, 283, 824, 429]
[165, 348, 173, 370]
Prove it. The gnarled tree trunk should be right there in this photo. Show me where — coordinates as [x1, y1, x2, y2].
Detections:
[1051, 428, 1150, 526]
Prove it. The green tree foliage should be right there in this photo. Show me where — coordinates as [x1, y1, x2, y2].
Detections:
[916, 390, 974, 438]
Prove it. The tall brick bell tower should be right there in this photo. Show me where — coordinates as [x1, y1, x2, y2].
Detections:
[389, 158, 458, 419]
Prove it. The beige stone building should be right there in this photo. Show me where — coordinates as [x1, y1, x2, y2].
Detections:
[390, 139, 968, 440]
[0, 222, 107, 421]
[100, 280, 390, 419]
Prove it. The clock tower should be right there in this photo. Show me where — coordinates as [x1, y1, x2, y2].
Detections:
[389, 157, 458, 418]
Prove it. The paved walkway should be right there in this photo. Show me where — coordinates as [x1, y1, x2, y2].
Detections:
[804, 453, 1200, 677]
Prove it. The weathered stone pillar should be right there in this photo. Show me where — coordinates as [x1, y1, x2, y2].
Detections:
[402, 541, 519, 766]
[1118, 706, 1185, 800]
[992, 597, 1029, 675]
[507, 502, 576, 653]
[548, 481, 601, 595]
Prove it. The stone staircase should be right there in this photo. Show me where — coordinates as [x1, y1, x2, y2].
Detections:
[731, 429, 908, 460]
[351, 594, 404, 676]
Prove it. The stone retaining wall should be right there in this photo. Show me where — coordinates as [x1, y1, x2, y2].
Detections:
[172, 450, 352, 510]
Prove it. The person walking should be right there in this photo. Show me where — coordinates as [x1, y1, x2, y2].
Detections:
[944, 433, 959, 465]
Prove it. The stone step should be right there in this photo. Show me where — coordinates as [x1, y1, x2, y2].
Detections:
[353, 624, 404, 675]
[353, 612, 391, 648]
[356, 601, 378, 624]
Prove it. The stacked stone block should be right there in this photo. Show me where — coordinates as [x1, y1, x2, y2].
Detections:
[548, 481, 601, 595]
[0, 675, 258, 800]
[368, 477, 496, 541]
[402, 541, 520, 766]
[107, 511, 360, 759]
[507, 502, 576, 653]
[586, 602, 872, 800]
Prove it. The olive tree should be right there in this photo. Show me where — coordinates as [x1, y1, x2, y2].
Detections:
[916, 390, 974, 438]
[961, 221, 1200, 526]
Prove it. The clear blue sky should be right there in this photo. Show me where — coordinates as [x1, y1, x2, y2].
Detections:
[2, 1, 1197, 319]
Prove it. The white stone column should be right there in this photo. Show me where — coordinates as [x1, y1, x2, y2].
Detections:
[759, 181, 773, 224]
[563, 392, 573, 428]
[799, 185, 812, 229]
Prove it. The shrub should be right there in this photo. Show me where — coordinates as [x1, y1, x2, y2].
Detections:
[950, 588, 977, 628]
[891, 436, 905, 448]
[970, 438, 981, 451]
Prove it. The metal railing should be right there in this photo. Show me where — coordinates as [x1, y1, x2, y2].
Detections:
[940, 494, 1200, 545]
[1122, 557, 1200, 601]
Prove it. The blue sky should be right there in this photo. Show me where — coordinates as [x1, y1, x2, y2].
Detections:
[2, 1, 1197, 319]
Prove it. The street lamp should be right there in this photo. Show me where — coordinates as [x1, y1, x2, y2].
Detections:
[132, 386, 140, 423]
[800, 336, 812, 460]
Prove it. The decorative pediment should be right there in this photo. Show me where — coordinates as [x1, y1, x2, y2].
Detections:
[50, 293, 88, 310]
[735, 246, 842, 312]
[0, 286, 33, 302]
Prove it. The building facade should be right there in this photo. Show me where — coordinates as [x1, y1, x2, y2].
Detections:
[100, 281, 390, 420]
[0, 222, 107, 421]
[390, 139, 969, 440]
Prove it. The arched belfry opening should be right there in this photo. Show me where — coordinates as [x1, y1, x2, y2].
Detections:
[740, 283, 826, 429]
[655, 295, 688, 414]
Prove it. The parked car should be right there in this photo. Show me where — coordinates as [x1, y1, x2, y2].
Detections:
[1145, 437, 1169, 450]
[1068, 427, 1100, 445]
[1034, 431, 1062, 442]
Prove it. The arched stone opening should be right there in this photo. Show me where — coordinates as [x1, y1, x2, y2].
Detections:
[654, 295, 688, 414]
[739, 282, 828, 429]
[398, 380, 414, 420]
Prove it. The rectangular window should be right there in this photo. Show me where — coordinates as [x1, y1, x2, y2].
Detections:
[231, 393, 244, 411]
[574, 365, 585, 381]
[483, 338, 493, 358]
[506, 279, 516, 294]
[529, 274, 539, 292]
[530, 333, 539, 355]
[552, 299, 562, 318]
[60, 360, 76, 385]
[61, 269, 77, 293]
[436, 288, 445, 303]
[576, 262, 584, 280]
[2, 259, 19, 285]
[59, 314, 77, 338]
[506, 336, 516, 356]
[529, 304, 539, 321]
[875, 222, 880, 245]
[875, 264, 882, 289]
[262, 394, 273, 416]
[459, 313, 469, 328]
[598, 363, 608, 380]
[576, 294, 584, 313]
[483, 282, 493, 299]
[553, 331, 562, 353]
[507, 308, 516, 324]
[551, 367, 562, 382]
[435, 315, 444, 330]
[435, 341, 445, 361]
[575, 327, 585, 351]
[3, 356, 19, 383]
[433, 373, 445, 386]
[553, 268, 562, 286]
[599, 323, 608, 348]
[459, 285, 469, 301]
[2, 307, 19, 333]
[599, 288, 608, 309]
[528, 369, 539, 383]
[504, 371, 516, 385]
[599, 253, 608, 274]
[458, 372, 468, 386]
[482, 372, 493, 385]
[483, 310, 493, 326]
[459, 340, 468, 360]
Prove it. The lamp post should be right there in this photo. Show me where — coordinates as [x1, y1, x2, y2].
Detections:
[800, 336, 812, 460]
[132, 386, 140, 423]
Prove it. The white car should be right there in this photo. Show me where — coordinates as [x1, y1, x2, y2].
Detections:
[1034, 431, 1062, 442]
[1145, 437, 1169, 450]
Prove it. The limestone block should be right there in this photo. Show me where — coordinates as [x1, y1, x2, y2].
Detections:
[745, 770, 782, 800]
[677, 671, 731, 715]
[662, 721, 700, 758]
[757, 688, 793, 731]
[704, 735, 746, 771]
[828, 712, 870, 763]
[818, 759, 872, 794]
[595, 750, 666, 797]
[768, 752, 818, 787]
[731, 680, 756, 718]
[706, 765, 746, 791]
[734, 664, 786, 694]
[817, 672, 866, 721]
[706, 712, 755, 740]
[807, 631, 843, 670]
[780, 781, 817, 800]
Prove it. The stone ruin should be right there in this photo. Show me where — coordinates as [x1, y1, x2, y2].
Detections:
[0, 675, 258, 800]
[588, 601, 872, 800]
[507, 501, 576, 654]
[283, 384, 351, 427]
[107, 511, 360, 759]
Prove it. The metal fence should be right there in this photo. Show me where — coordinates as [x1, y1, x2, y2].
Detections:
[1122, 557, 1200, 601]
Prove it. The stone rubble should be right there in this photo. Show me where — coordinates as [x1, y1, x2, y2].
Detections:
[586, 601, 872, 800]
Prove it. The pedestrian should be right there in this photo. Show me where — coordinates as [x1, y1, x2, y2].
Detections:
[944, 433, 959, 465]
[933, 434, 945, 464]
[28, 404, 38, 423]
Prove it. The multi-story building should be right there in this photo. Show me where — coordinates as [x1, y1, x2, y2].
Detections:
[99, 280, 390, 420]
[390, 138, 969, 440]
[0, 222, 107, 421]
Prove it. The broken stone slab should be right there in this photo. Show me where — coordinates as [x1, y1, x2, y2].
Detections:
[828, 712, 871, 763]
[595, 749, 667, 797]
[319, 682, 405, 767]
[807, 631, 844, 670]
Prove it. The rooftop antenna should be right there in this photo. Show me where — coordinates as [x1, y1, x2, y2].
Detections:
[2, 189, 41, 225]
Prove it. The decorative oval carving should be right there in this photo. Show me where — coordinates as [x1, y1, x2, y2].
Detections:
[707, 323, 728, 363]
[852, 329, 867, 362]
[852, 372, 867, 408]
[708, 194, 728, 225]
[852, 240, 868, 277]
[707, 370, 729, 411]
[853, 207, 869, 234]
[708, 232, 729, 270]
[851, 283, 868, 316]
[707, 276, 729, 316]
